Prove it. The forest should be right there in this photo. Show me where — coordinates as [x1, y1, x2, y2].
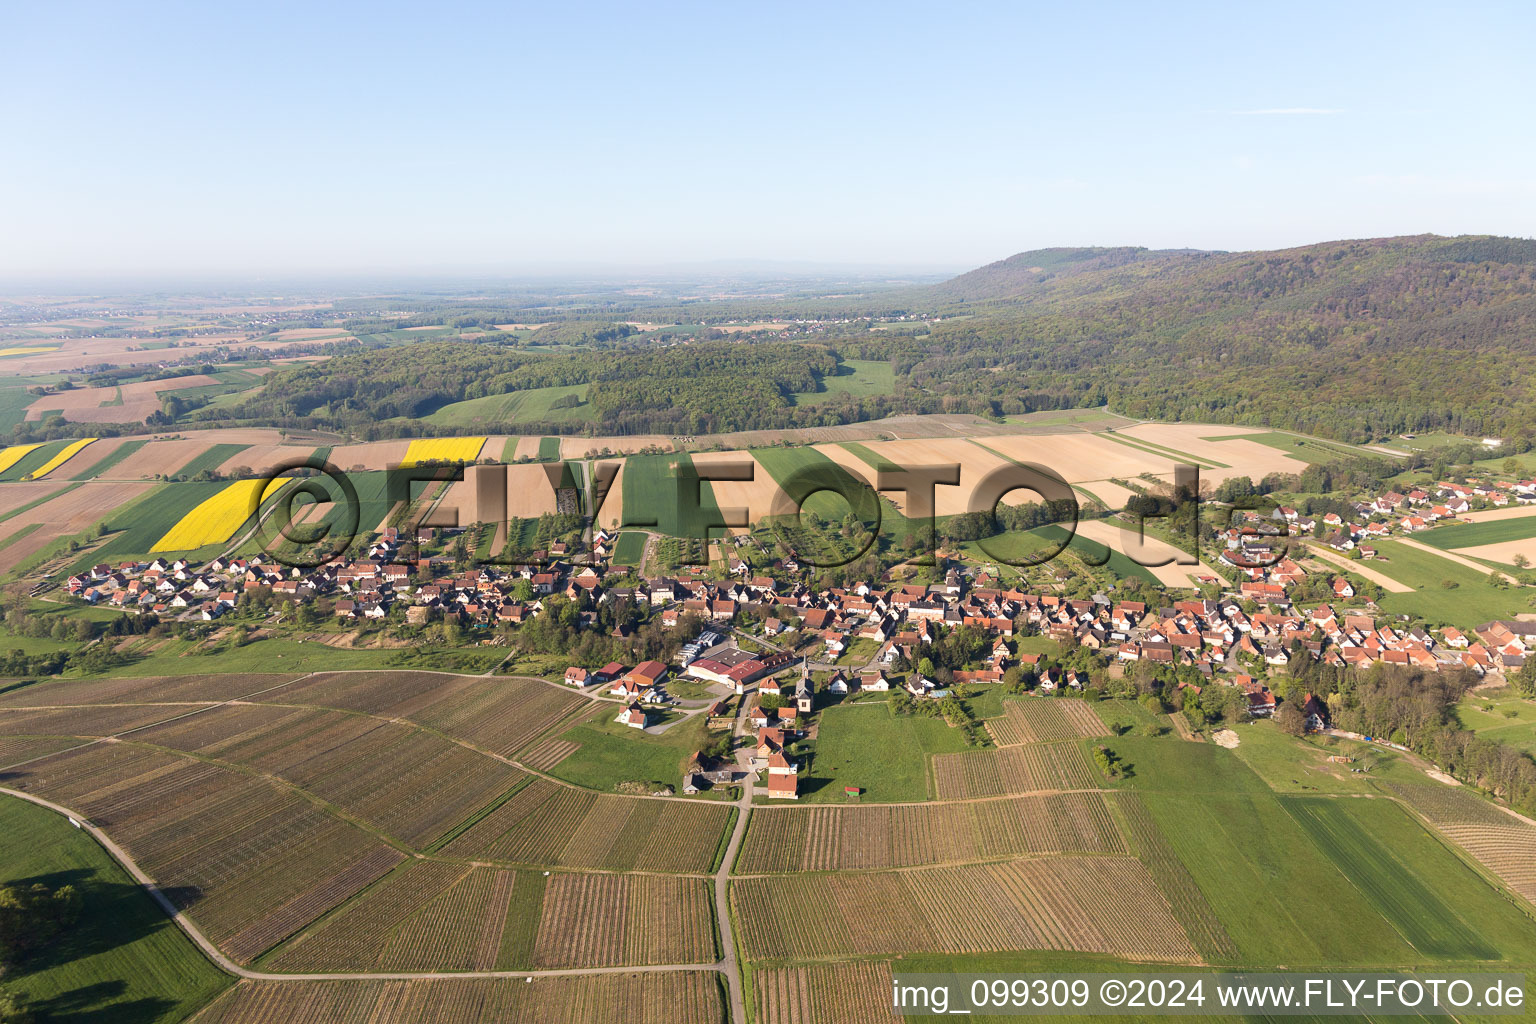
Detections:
[38, 233, 1536, 445]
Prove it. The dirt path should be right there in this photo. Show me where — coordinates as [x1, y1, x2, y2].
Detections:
[1303, 544, 1413, 593]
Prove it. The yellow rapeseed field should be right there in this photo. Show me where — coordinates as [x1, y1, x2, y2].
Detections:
[151, 477, 286, 552]
[24, 437, 96, 479]
[401, 436, 486, 467]
[0, 444, 45, 474]
[0, 346, 58, 357]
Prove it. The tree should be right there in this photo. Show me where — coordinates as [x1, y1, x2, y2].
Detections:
[1513, 659, 1536, 699]
[0, 882, 82, 964]
[1275, 702, 1306, 736]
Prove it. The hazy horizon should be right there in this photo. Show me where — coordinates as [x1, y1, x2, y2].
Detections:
[6, 1, 1536, 278]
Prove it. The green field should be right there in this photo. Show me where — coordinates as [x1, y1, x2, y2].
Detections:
[956, 522, 1162, 586]
[1418, 515, 1536, 550]
[423, 384, 596, 427]
[1282, 796, 1528, 960]
[1227, 720, 1418, 793]
[72, 437, 148, 479]
[611, 530, 647, 565]
[749, 445, 880, 522]
[548, 709, 716, 792]
[1454, 694, 1536, 756]
[796, 700, 972, 803]
[1103, 727, 1536, 968]
[789, 358, 894, 404]
[536, 436, 562, 461]
[1364, 539, 1526, 624]
[0, 795, 230, 1022]
[169, 443, 250, 478]
[619, 452, 726, 539]
[0, 377, 46, 430]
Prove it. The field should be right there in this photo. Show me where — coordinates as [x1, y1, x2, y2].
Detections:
[619, 452, 726, 539]
[0, 794, 231, 1022]
[984, 697, 1111, 746]
[752, 961, 897, 1024]
[1416, 513, 1536, 568]
[797, 702, 974, 803]
[1201, 429, 1377, 465]
[1281, 796, 1520, 959]
[264, 862, 714, 971]
[0, 478, 156, 573]
[129, 703, 528, 847]
[1383, 781, 1536, 904]
[169, 442, 253, 478]
[401, 436, 486, 466]
[2, 742, 405, 963]
[188, 974, 725, 1024]
[931, 741, 1099, 800]
[1110, 793, 1238, 962]
[789, 358, 895, 405]
[64, 436, 144, 478]
[1073, 519, 1220, 588]
[249, 671, 587, 758]
[1453, 693, 1536, 756]
[423, 384, 597, 427]
[735, 791, 1126, 872]
[0, 672, 302, 707]
[546, 709, 717, 792]
[23, 436, 97, 478]
[1355, 538, 1527, 623]
[732, 856, 1197, 962]
[151, 477, 281, 551]
[1419, 513, 1536, 550]
[440, 777, 732, 872]
[23, 373, 224, 423]
[0, 442, 45, 474]
[749, 444, 879, 520]
[612, 530, 647, 565]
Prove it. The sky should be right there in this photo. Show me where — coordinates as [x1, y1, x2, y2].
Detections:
[4, 0, 1535, 279]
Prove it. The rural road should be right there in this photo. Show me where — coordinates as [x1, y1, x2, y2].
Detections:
[1303, 543, 1413, 593]
[0, 785, 734, 986]
[0, 666, 758, 1003]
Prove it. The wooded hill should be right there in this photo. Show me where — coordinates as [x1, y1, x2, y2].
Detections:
[181, 234, 1536, 444]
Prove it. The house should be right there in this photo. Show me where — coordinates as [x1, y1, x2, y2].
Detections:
[1301, 693, 1329, 731]
[617, 701, 651, 729]
[563, 667, 590, 687]
[765, 751, 799, 799]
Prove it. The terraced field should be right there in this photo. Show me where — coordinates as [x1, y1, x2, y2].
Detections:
[440, 777, 732, 872]
[266, 861, 714, 971]
[931, 741, 1099, 799]
[130, 703, 528, 847]
[1384, 781, 1536, 904]
[732, 856, 1196, 963]
[1, 742, 403, 963]
[752, 961, 897, 1024]
[253, 671, 586, 757]
[736, 792, 1125, 872]
[984, 697, 1110, 745]
[189, 973, 726, 1024]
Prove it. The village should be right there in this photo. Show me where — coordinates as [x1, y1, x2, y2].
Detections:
[48, 469, 1536, 801]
